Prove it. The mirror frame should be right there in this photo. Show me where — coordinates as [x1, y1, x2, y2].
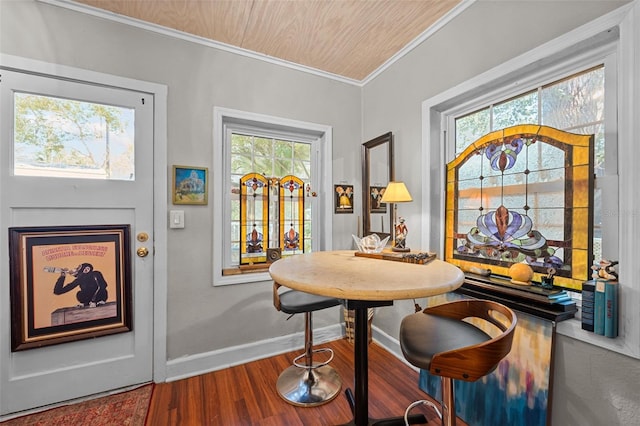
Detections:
[362, 132, 394, 239]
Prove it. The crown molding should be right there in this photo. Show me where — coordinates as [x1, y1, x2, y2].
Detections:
[360, 0, 476, 85]
[38, 0, 474, 87]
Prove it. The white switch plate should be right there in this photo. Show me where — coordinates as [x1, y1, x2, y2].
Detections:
[169, 210, 185, 228]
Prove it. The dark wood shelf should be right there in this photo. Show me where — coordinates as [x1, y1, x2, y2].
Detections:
[456, 273, 577, 322]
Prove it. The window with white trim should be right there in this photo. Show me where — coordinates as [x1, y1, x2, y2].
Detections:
[423, 11, 640, 358]
[438, 38, 619, 270]
[213, 108, 332, 286]
[445, 65, 612, 290]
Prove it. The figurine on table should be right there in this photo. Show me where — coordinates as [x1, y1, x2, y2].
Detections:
[393, 217, 409, 252]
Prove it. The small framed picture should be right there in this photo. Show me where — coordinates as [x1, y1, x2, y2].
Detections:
[9, 225, 132, 351]
[334, 184, 354, 214]
[173, 165, 208, 205]
[369, 186, 387, 213]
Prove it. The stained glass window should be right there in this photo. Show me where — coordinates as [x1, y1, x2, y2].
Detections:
[239, 173, 269, 264]
[239, 172, 306, 265]
[445, 125, 594, 290]
[231, 132, 313, 268]
[279, 175, 305, 255]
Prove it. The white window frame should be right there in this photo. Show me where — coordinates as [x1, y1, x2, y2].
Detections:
[421, 4, 639, 359]
[212, 107, 333, 286]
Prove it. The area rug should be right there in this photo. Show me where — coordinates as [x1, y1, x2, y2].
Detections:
[1, 384, 153, 426]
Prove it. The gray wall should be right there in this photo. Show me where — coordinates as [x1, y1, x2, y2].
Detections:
[0, 0, 362, 359]
[362, 1, 639, 425]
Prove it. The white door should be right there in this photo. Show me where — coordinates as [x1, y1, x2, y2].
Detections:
[0, 68, 154, 415]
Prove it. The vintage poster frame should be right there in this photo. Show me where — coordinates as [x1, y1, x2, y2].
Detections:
[9, 225, 132, 351]
[334, 184, 354, 214]
[172, 165, 208, 205]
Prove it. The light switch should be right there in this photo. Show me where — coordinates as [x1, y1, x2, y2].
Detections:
[169, 210, 185, 228]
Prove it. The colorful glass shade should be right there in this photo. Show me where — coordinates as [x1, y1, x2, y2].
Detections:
[445, 124, 594, 290]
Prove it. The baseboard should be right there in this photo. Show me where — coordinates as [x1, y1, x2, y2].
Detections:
[165, 323, 343, 382]
[370, 324, 420, 371]
[165, 322, 418, 382]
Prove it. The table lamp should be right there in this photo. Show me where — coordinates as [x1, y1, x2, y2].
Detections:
[380, 181, 412, 252]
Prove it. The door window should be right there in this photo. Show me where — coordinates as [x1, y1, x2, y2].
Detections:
[14, 93, 135, 180]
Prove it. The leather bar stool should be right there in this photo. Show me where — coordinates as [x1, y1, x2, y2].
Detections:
[273, 282, 343, 407]
[399, 299, 517, 425]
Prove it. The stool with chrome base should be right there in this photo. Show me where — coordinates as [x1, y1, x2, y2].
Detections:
[273, 282, 343, 407]
[399, 299, 517, 426]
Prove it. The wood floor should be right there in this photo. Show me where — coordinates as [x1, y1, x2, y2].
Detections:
[146, 338, 452, 425]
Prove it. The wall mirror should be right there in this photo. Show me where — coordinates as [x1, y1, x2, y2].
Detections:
[362, 132, 394, 239]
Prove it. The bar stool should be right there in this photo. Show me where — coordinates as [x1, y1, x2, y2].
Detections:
[399, 299, 517, 425]
[273, 282, 343, 407]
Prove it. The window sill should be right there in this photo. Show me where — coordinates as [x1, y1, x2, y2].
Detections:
[222, 264, 271, 276]
[215, 267, 272, 286]
[556, 316, 636, 358]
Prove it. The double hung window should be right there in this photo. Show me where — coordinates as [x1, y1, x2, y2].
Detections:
[423, 11, 640, 356]
[213, 108, 332, 285]
[231, 133, 311, 267]
[445, 65, 613, 290]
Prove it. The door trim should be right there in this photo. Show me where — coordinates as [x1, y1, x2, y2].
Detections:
[0, 53, 168, 384]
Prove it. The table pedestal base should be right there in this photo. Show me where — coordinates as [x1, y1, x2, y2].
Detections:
[341, 301, 428, 426]
[341, 388, 428, 425]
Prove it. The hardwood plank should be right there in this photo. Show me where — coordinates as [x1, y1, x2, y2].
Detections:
[146, 338, 459, 425]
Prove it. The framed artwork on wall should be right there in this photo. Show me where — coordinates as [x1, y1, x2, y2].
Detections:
[334, 184, 354, 214]
[8, 225, 132, 351]
[172, 165, 208, 205]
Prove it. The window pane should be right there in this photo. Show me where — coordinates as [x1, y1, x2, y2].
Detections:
[294, 160, 311, 179]
[253, 157, 273, 175]
[294, 142, 311, 159]
[231, 154, 253, 175]
[273, 158, 292, 177]
[541, 67, 604, 130]
[231, 134, 253, 154]
[573, 123, 605, 176]
[274, 140, 293, 158]
[493, 91, 538, 130]
[455, 109, 490, 154]
[230, 198, 240, 221]
[14, 93, 134, 180]
[253, 137, 273, 157]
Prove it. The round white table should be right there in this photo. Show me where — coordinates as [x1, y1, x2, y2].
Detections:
[269, 250, 464, 425]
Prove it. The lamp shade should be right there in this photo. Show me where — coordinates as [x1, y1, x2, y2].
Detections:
[380, 181, 412, 203]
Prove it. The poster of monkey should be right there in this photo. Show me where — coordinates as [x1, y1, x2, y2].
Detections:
[9, 225, 132, 351]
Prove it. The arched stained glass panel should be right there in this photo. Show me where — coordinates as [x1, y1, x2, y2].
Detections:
[240, 172, 269, 265]
[279, 175, 305, 255]
[445, 125, 594, 290]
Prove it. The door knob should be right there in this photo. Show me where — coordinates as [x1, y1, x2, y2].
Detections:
[136, 247, 149, 257]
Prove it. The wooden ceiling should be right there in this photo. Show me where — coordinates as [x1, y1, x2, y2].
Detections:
[68, 0, 463, 82]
